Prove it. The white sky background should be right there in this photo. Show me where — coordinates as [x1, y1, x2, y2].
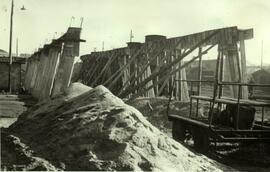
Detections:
[0, 0, 269, 65]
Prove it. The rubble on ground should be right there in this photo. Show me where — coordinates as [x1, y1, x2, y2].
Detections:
[129, 97, 208, 135]
[4, 83, 225, 171]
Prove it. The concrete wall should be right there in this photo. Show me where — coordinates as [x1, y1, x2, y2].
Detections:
[24, 27, 82, 101]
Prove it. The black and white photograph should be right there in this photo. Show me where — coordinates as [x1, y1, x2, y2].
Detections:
[0, 0, 270, 171]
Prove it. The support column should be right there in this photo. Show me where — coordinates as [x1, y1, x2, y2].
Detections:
[197, 47, 203, 95]
[177, 48, 190, 102]
[52, 42, 76, 96]
[239, 33, 248, 99]
[174, 50, 179, 99]
[127, 42, 142, 94]
[224, 43, 240, 98]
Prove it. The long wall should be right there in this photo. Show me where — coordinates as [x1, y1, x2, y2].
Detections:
[24, 27, 83, 100]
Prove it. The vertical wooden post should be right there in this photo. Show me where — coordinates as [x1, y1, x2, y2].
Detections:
[165, 50, 170, 95]
[178, 49, 182, 100]
[218, 51, 224, 98]
[156, 55, 159, 95]
[171, 51, 175, 98]
[145, 53, 155, 97]
[178, 48, 189, 102]
[134, 57, 138, 93]
[122, 55, 127, 88]
[239, 33, 248, 99]
[224, 43, 239, 98]
[197, 47, 203, 96]
[175, 49, 179, 100]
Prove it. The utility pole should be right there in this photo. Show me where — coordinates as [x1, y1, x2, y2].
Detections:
[8, 0, 14, 93]
[80, 17, 84, 28]
[69, 16, 75, 27]
[102, 41, 104, 51]
[8, 0, 26, 93]
[130, 30, 134, 42]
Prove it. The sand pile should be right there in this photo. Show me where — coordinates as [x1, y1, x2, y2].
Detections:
[1, 129, 59, 171]
[7, 83, 223, 171]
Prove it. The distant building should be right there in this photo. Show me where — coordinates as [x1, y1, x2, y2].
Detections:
[252, 69, 270, 83]
[0, 49, 26, 92]
[250, 68, 270, 96]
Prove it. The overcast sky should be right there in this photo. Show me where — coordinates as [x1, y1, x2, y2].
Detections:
[0, 0, 269, 65]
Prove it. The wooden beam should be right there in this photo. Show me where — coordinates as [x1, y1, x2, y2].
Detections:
[92, 52, 117, 86]
[225, 43, 240, 98]
[127, 44, 216, 101]
[103, 44, 146, 86]
[239, 33, 248, 99]
[83, 55, 99, 84]
[86, 58, 100, 86]
[197, 47, 203, 95]
[218, 51, 224, 98]
[117, 42, 168, 95]
[168, 27, 253, 49]
[120, 30, 220, 98]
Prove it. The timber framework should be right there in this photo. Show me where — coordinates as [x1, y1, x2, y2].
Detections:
[79, 26, 253, 101]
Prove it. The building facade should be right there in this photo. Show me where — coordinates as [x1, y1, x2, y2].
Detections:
[0, 49, 26, 92]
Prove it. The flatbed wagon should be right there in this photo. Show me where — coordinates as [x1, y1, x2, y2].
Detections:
[167, 50, 270, 152]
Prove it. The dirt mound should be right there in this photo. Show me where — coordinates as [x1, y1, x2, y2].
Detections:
[63, 82, 92, 99]
[1, 129, 59, 171]
[8, 84, 223, 171]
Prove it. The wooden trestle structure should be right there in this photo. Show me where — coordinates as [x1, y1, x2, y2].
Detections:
[79, 26, 253, 101]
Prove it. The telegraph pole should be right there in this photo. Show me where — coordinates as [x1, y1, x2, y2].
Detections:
[8, 0, 14, 93]
[8, 0, 26, 93]
[130, 30, 134, 42]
